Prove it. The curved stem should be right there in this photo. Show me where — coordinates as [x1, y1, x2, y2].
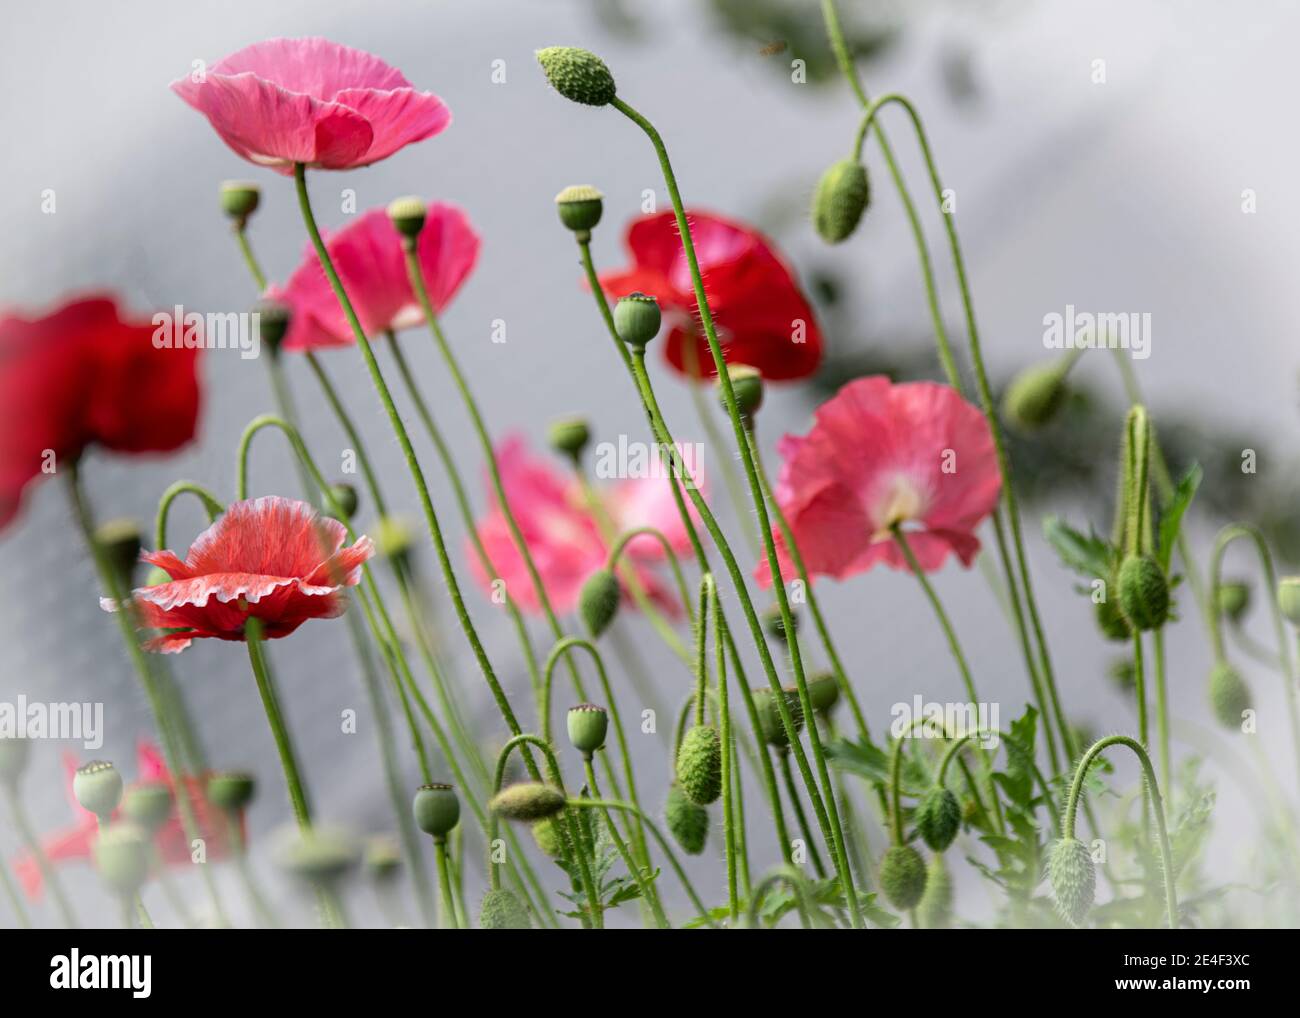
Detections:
[154, 481, 223, 550]
[582, 758, 668, 928]
[746, 865, 819, 929]
[607, 526, 696, 626]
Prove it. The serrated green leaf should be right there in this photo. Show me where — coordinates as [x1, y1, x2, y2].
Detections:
[1156, 462, 1202, 572]
[1044, 516, 1114, 579]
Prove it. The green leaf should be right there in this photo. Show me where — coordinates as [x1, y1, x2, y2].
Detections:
[1156, 462, 1202, 572]
[1043, 516, 1114, 579]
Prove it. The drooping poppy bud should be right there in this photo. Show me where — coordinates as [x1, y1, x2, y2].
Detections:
[479, 887, 531, 929]
[327, 482, 359, 521]
[753, 687, 804, 748]
[579, 568, 621, 637]
[664, 783, 709, 855]
[812, 159, 869, 244]
[1117, 554, 1169, 631]
[916, 786, 961, 853]
[535, 47, 617, 106]
[676, 725, 722, 805]
[1208, 662, 1252, 729]
[1048, 837, 1096, 926]
[1002, 362, 1069, 432]
[879, 844, 927, 910]
[490, 782, 568, 822]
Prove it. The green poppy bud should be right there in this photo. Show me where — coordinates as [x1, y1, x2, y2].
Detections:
[531, 818, 563, 857]
[1117, 554, 1170, 631]
[812, 158, 869, 244]
[327, 482, 359, 521]
[917, 854, 954, 929]
[1215, 579, 1250, 623]
[387, 195, 427, 243]
[807, 671, 841, 714]
[0, 737, 30, 788]
[579, 568, 621, 637]
[567, 703, 609, 757]
[664, 783, 709, 855]
[93, 823, 151, 897]
[206, 771, 256, 813]
[1107, 656, 1136, 691]
[273, 825, 359, 886]
[1094, 589, 1131, 641]
[74, 760, 123, 820]
[490, 782, 568, 822]
[479, 887, 532, 929]
[219, 180, 261, 224]
[122, 782, 172, 833]
[916, 786, 961, 853]
[1048, 837, 1096, 926]
[1208, 662, 1252, 729]
[613, 292, 661, 347]
[762, 602, 798, 643]
[413, 783, 460, 840]
[548, 415, 591, 462]
[1277, 576, 1300, 628]
[719, 364, 764, 420]
[1002, 362, 1068, 432]
[676, 725, 722, 805]
[364, 836, 402, 883]
[94, 518, 142, 592]
[535, 46, 617, 106]
[879, 845, 927, 910]
[253, 297, 291, 355]
[753, 687, 804, 748]
[376, 515, 416, 567]
[554, 184, 604, 235]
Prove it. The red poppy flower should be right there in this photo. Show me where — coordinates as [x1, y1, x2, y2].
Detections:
[598, 210, 823, 381]
[754, 377, 1002, 587]
[0, 296, 201, 531]
[11, 742, 239, 900]
[271, 202, 478, 351]
[105, 496, 373, 653]
[170, 38, 450, 175]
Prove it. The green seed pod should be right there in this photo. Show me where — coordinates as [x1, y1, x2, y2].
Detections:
[413, 783, 460, 839]
[613, 292, 661, 347]
[664, 783, 709, 855]
[253, 297, 291, 355]
[916, 854, 954, 929]
[387, 195, 427, 242]
[1208, 662, 1252, 728]
[363, 836, 402, 883]
[535, 46, 617, 106]
[1215, 580, 1250, 623]
[327, 482, 359, 521]
[719, 364, 764, 420]
[93, 823, 150, 896]
[676, 725, 722, 805]
[548, 415, 591, 462]
[1117, 554, 1170, 631]
[220, 180, 261, 224]
[567, 704, 609, 757]
[490, 782, 568, 822]
[74, 760, 123, 819]
[122, 781, 173, 833]
[879, 845, 927, 910]
[1094, 589, 1131, 641]
[479, 887, 532, 929]
[1107, 656, 1136, 691]
[578, 568, 621, 637]
[531, 818, 563, 857]
[206, 771, 256, 813]
[554, 184, 604, 234]
[807, 671, 841, 715]
[916, 786, 961, 853]
[0, 737, 30, 788]
[762, 602, 798, 643]
[273, 825, 359, 885]
[1277, 576, 1300, 628]
[812, 158, 869, 244]
[753, 687, 804, 748]
[94, 518, 142, 592]
[1048, 837, 1096, 926]
[1002, 362, 1068, 432]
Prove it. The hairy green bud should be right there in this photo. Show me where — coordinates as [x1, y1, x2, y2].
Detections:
[532, 819, 563, 857]
[753, 687, 804, 748]
[1048, 837, 1096, 926]
[1095, 588, 1131, 641]
[479, 887, 532, 929]
[1003, 362, 1068, 432]
[578, 568, 621, 637]
[676, 725, 722, 805]
[807, 671, 841, 714]
[1118, 554, 1170, 631]
[1208, 662, 1252, 728]
[879, 845, 927, 910]
[812, 158, 869, 243]
[490, 782, 568, 822]
[536, 47, 616, 106]
[664, 783, 709, 855]
[916, 786, 961, 853]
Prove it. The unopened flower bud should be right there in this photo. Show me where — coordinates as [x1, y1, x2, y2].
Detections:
[95, 518, 142, 592]
[387, 195, 427, 243]
[479, 887, 532, 929]
[807, 671, 841, 714]
[206, 771, 256, 813]
[1277, 576, 1300, 628]
[1208, 662, 1252, 728]
[567, 703, 609, 757]
[364, 836, 402, 883]
[917, 854, 953, 929]
[676, 725, 722, 805]
[74, 760, 123, 820]
[664, 783, 709, 855]
[753, 687, 804, 748]
[93, 823, 150, 896]
[548, 416, 591, 462]
[1002, 362, 1069, 432]
[613, 292, 661, 347]
[579, 568, 621, 637]
[490, 782, 568, 822]
[812, 159, 869, 244]
[879, 844, 927, 910]
[1118, 554, 1170, 631]
[253, 298, 291, 355]
[531, 819, 563, 857]
[719, 364, 764, 421]
[220, 180, 261, 225]
[413, 783, 460, 840]
[1048, 837, 1096, 926]
[1214, 579, 1249, 623]
[327, 482, 359, 521]
[273, 825, 359, 885]
[0, 737, 30, 788]
[762, 602, 798, 643]
[554, 184, 604, 236]
[535, 46, 617, 106]
[916, 786, 961, 852]
[122, 781, 173, 833]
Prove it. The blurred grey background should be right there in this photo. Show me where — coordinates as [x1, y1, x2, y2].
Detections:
[2, 0, 1298, 927]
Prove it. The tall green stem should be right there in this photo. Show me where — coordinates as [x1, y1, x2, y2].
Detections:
[4, 788, 74, 927]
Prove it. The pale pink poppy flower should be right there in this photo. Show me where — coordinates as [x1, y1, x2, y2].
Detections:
[754, 376, 1001, 587]
[170, 38, 450, 174]
[270, 202, 478, 351]
[469, 437, 700, 616]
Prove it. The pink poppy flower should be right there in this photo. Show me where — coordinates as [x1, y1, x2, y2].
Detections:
[170, 38, 450, 175]
[468, 436, 701, 615]
[270, 202, 478, 351]
[12, 743, 239, 900]
[103, 496, 373, 653]
[754, 377, 1001, 587]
